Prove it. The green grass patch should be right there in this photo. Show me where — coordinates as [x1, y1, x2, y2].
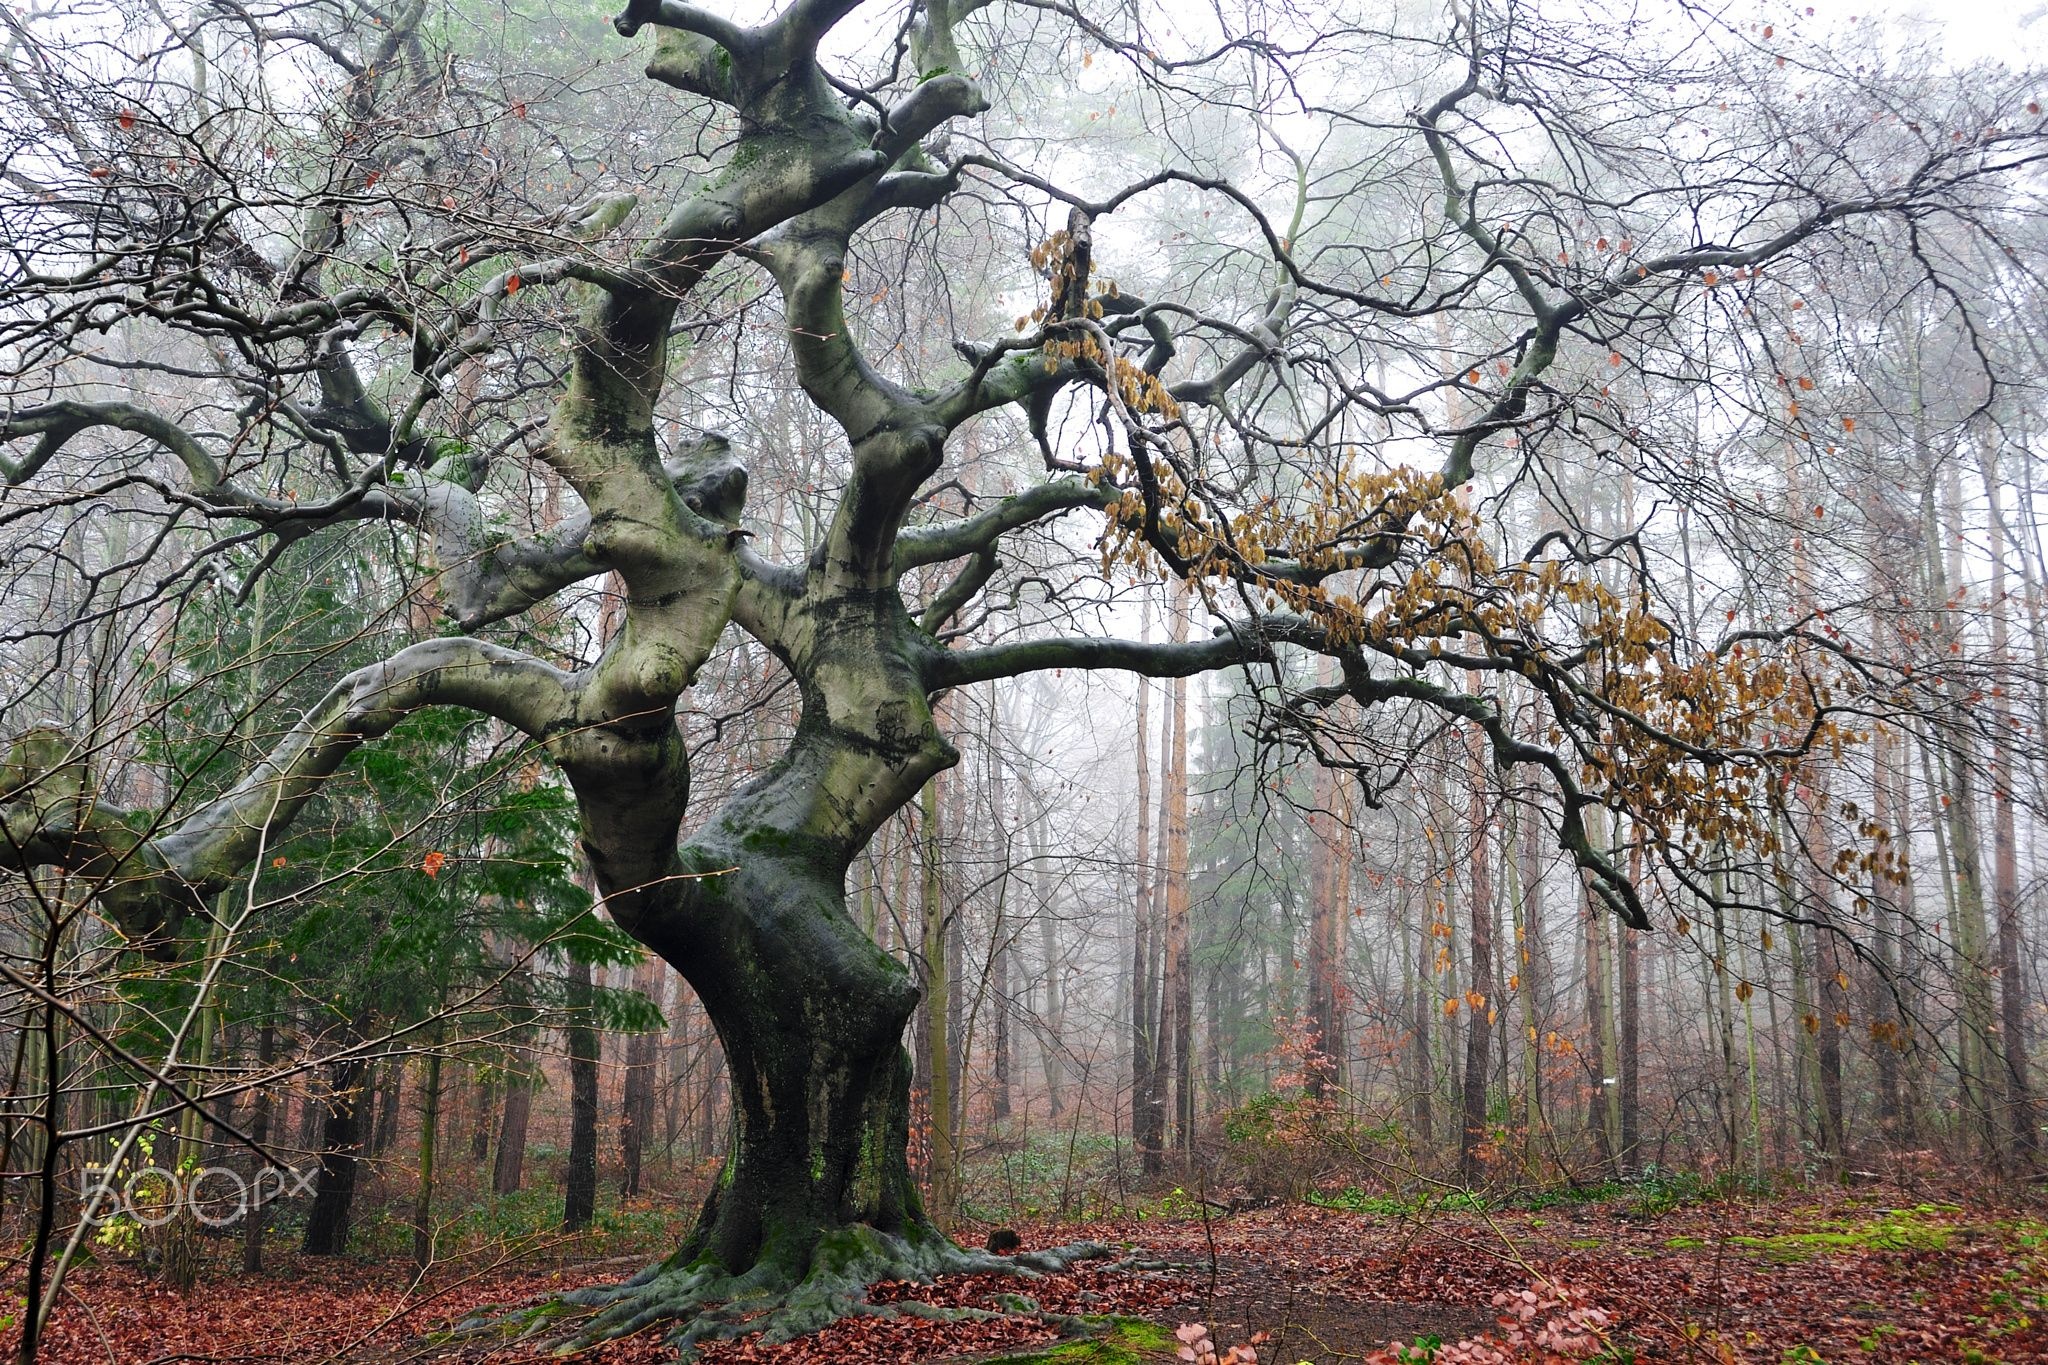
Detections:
[1728, 1206, 1954, 1262]
[1307, 1187, 1489, 1215]
[979, 1318, 1176, 1365]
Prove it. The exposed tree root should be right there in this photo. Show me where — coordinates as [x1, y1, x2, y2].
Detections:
[460, 1228, 1114, 1360]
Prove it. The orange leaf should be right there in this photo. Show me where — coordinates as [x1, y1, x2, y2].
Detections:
[505, 273, 522, 296]
[1842, 416, 1856, 431]
[118, 108, 136, 130]
[423, 850, 447, 878]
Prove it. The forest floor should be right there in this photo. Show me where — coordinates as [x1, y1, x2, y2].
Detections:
[6, 1183, 2046, 1365]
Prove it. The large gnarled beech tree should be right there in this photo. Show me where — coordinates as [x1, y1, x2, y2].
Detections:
[4, 0, 2041, 1349]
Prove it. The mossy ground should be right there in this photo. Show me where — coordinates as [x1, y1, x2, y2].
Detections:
[977, 1317, 1177, 1365]
[1726, 1204, 1957, 1261]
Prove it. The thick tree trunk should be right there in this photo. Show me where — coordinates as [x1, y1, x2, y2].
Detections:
[303, 1057, 367, 1256]
[637, 816, 933, 1278]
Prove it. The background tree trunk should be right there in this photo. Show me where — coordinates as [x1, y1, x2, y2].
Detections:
[1459, 713, 1495, 1185]
[563, 955, 600, 1232]
[303, 1057, 367, 1256]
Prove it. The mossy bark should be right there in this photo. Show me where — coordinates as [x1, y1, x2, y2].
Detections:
[655, 843, 929, 1285]
[634, 767, 940, 1280]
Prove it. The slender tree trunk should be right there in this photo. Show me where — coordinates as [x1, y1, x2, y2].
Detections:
[1923, 482, 2003, 1165]
[1033, 813, 1066, 1119]
[1783, 897, 1819, 1153]
[1410, 883, 1435, 1147]
[1815, 926, 1847, 1165]
[1161, 588, 1194, 1155]
[1869, 730, 1905, 1141]
[1981, 447, 2040, 1169]
[373, 1061, 403, 1158]
[1307, 660, 1350, 1097]
[1511, 797, 1547, 1175]
[470, 1071, 498, 1164]
[989, 736, 1013, 1124]
[620, 1031, 656, 1199]
[495, 1077, 533, 1196]
[1132, 613, 1160, 1174]
[1708, 858, 1741, 1170]
[242, 1009, 275, 1273]
[1581, 819, 1615, 1175]
[1617, 919, 1641, 1176]
[413, 1038, 444, 1270]
[943, 772, 966, 1168]
[563, 955, 601, 1232]
[621, 958, 662, 1197]
[918, 777, 958, 1225]
[1458, 713, 1495, 1184]
[16, 958, 64, 1365]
